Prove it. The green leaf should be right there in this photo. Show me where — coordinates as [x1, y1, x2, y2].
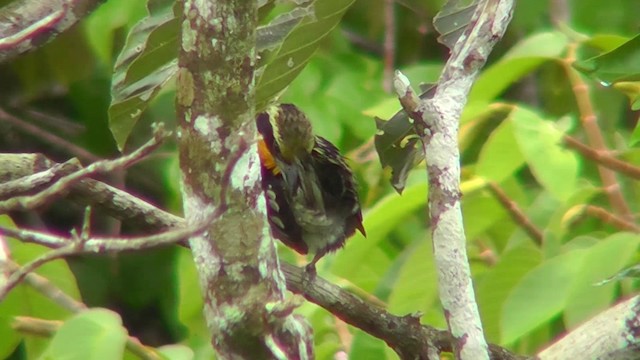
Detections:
[433, 0, 478, 49]
[109, 0, 356, 150]
[461, 187, 508, 241]
[470, 32, 568, 103]
[256, 0, 357, 110]
[564, 233, 640, 328]
[476, 118, 525, 183]
[476, 244, 542, 342]
[373, 84, 437, 193]
[176, 249, 208, 339]
[0, 216, 81, 359]
[387, 238, 438, 317]
[511, 107, 579, 202]
[41, 308, 128, 360]
[331, 184, 428, 291]
[614, 81, 640, 113]
[583, 34, 630, 53]
[501, 248, 588, 344]
[84, 0, 147, 65]
[349, 329, 387, 360]
[596, 264, 640, 285]
[574, 33, 640, 84]
[109, 1, 179, 151]
[157, 344, 195, 360]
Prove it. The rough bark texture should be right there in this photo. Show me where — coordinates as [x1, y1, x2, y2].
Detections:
[175, 1, 313, 359]
[0, 154, 531, 360]
[422, 2, 514, 358]
[539, 295, 640, 360]
[395, 1, 515, 359]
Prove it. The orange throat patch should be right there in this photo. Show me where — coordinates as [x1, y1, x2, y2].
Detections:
[258, 139, 280, 175]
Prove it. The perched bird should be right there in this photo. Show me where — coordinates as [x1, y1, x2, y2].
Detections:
[256, 104, 365, 272]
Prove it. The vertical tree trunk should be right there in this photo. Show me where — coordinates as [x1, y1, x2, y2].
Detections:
[175, 1, 313, 358]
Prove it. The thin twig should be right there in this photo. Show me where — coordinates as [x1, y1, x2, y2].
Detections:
[581, 205, 640, 233]
[0, 233, 10, 286]
[0, 154, 183, 230]
[1, 245, 80, 301]
[383, 0, 396, 92]
[0, 209, 218, 301]
[23, 108, 85, 136]
[487, 182, 543, 245]
[12, 317, 162, 360]
[0, 107, 101, 163]
[22, 266, 88, 313]
[3, 260, 87, 312]
[0, 124, 171, 213]
[563, 135, 640, 180]
[563, 44, 633, 221]
[0, 159, 82, 200]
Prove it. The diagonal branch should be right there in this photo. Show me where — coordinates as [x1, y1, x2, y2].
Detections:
[0, 211, 217, 301]
[394, 1, 515, 358]
[563, 135, 640, 180]
[0, 0, 104, 63]
[0, 124, 170, 213]
[0, 153, 527, 360]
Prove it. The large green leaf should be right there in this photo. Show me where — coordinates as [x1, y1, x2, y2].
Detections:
[470, 32, 568, 103]
[109, 0, 179, 151]
[476, 117, 525, 183]
[574, 33, 640, 84]
[156, 344, 195, 360]
[511, 107, 579, 202]
[476, 244, 542, 343]
[564, 233, 640, 328]
[176, 248, 207, 339]
[462, 187, 509, 241]
[41, 308, 128, 360]
[108, 0, 355, 150]
[348, 330, 387, 360]
[387, 238, 439, 318]
[501, 248, 588, 344]
[256, 0, 356, 110]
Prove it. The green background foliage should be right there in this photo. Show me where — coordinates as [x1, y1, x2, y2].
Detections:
[1, 0, 640, 359]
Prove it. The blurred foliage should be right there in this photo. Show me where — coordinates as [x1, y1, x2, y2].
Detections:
[1, 0, 640, 359]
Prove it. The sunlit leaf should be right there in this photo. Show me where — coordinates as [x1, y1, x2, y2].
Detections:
[511, 107, 579, 202]
[42, 308, 128, 360]
[332, 183, 428, 291]
[476, 244, 542, 342]
[470, 32, 568, 103]
[564, 233, 640, 328]
[476, 117, 525, 183]
[574, 33, 640, 85]
[387, 238, 438, 317]
[501, 248, 588, 344]
[256, 0, 356, 110]
[157, 344, 195, 360]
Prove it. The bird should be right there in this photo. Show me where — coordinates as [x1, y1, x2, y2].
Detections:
[256, 103, 365, 273]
